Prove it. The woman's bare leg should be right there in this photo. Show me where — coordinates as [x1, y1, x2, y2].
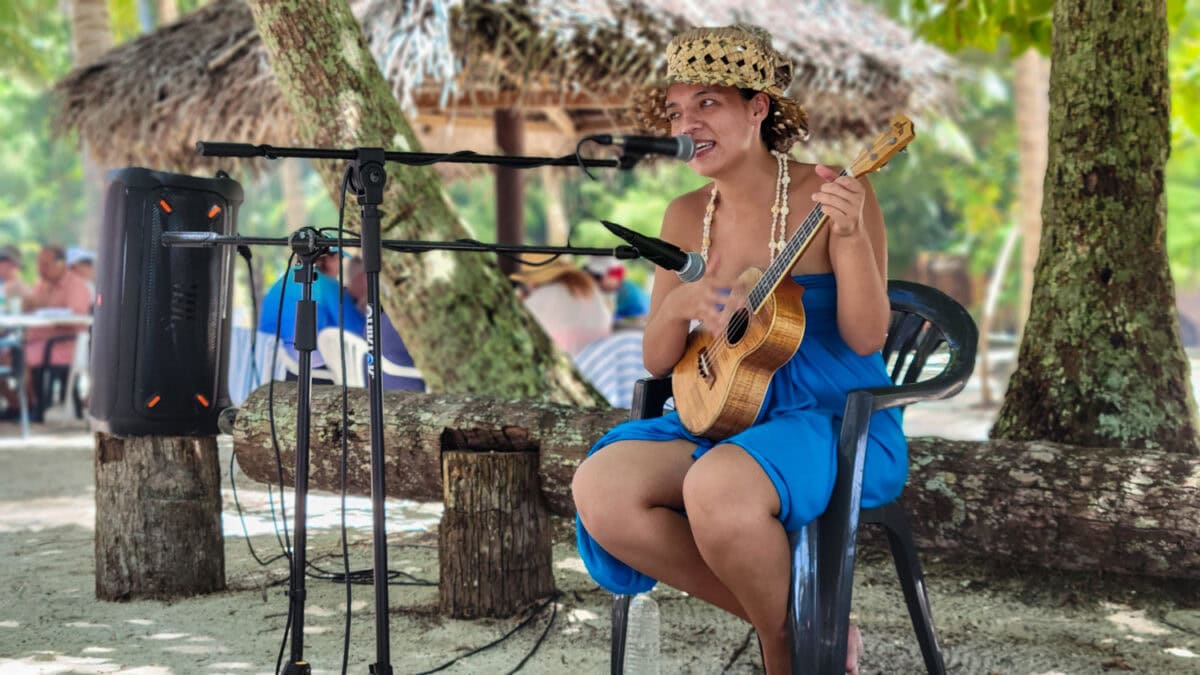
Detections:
[682, 444, 792, 674]
[572, 439, 749, 620]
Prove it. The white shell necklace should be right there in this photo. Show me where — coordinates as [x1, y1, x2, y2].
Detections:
[700, 150, 791, 265]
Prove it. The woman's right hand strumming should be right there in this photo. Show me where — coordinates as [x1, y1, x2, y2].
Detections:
[642, 252, 729, 376]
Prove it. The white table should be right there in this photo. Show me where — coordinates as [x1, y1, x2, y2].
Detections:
[0, 313, 93, 438]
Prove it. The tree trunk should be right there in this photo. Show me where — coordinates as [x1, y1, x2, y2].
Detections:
[993, 0, 1200, 451]
[898, 437, 1200, 579]
[495, 108, 525, 276]
[541, 167, 569, 246]
[1013, 49, 1050, 338]
[231, 385, 1200, 578]
[95, 433, 225, 600]
[69, 0, 112, 250]
[158, 0, 179, 25]
[243, 0, 602, 407]
[439, 429, 555, 618]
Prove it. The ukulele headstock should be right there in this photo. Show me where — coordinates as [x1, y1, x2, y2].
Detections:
[848, 115, 915, 178]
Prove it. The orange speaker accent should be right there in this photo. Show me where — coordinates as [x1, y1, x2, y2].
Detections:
[195, 394, 210, 408]
[159, 199, 173, 213]
[146, 395, 161, 408]
[207, 205, 222, 218]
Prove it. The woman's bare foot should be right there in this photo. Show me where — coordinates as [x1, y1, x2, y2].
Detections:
[845, 623, 864, 675]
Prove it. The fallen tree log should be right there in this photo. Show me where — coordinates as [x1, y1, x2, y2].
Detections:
[232, 383, 624, 518]
[232, 384, 1200, 578]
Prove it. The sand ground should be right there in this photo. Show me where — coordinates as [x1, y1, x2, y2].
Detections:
[1, 375, 1199, 674]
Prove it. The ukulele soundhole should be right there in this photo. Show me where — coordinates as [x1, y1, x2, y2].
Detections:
[724, 308, 750, 344]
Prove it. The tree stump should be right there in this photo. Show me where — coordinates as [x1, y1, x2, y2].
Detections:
[439, 428, 555, 619]
[94, 432, 225, 600]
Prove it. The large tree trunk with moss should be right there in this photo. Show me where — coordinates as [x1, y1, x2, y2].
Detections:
[244, 0, 601, 406]
[993, 0, 1199, 450]
[231, 386, 1200, 578]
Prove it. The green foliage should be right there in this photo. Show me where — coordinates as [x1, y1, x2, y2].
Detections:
[876, 0, 1053, 55]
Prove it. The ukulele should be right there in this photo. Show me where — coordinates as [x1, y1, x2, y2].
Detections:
[671, 115, 915, 440]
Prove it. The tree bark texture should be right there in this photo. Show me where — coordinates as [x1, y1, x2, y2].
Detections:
[439, 430, 555, 618]
[243, 0, 602, 407]
[233, 385, 1200, 578]
[95, 433, 225, 600]
[993, 0, 1200, 451]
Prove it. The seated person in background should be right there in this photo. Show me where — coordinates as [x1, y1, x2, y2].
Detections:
[345, 255, 424, 391]
[511, 254, 612, 357]
[0, 245, 29, 307]
[66, 248, 97, 303]
[585, 256, 652, 330]
[23, 245, 92, 419]
[258, 248, 361, 370]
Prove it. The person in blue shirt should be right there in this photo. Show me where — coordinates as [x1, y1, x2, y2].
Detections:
[258, 249, 363, 367]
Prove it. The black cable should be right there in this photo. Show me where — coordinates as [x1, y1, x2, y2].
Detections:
[413, 593, 561, 675]
[574, 137, 599, 181]
[227, 448, 288, 566]
[506, 595, 560, 674]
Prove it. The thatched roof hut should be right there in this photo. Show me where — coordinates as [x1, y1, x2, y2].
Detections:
[53, 0, 956, 174]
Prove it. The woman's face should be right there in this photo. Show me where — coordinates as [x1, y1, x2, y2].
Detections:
[665, 83, 767, 176]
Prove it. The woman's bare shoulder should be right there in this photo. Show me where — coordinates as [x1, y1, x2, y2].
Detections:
[660, 183, 714, 246]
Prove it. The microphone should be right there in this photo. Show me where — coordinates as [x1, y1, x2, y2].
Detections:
[600, 220, 705, 282]
[161, 231, 220, 247]
[590, 134, 696, 161]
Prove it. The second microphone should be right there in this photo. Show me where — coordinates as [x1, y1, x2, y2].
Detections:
[600, 220, 705, 282]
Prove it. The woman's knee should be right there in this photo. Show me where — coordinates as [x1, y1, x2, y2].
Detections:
[682, 445, 779, 542]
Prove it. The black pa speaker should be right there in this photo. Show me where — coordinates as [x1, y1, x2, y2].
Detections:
[89, 167, 243, 436]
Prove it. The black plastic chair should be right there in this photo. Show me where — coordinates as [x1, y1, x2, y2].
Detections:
[609, 280, 978, 674]
[31, 333, 84, 423]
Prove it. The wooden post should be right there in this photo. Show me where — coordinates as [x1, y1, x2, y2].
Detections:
[438, 427, 555, 618]
[94, 432, 225, 600]
[494, 108, 525, 276]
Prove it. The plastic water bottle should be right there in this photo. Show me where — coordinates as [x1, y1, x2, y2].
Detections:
[623, 593, 661, 675]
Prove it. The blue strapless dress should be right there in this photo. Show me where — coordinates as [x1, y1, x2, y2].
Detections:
[575, 273, 908, 595]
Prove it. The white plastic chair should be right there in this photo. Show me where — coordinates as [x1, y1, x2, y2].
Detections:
[274, 342, 336, 384]
[316, 328, 369, 387]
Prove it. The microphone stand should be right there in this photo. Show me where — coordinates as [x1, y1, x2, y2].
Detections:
[190, 140, 645, 675]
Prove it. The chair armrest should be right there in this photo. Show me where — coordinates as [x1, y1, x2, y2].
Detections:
[630, 376, 672, 421]
[862, 346, 975, 412]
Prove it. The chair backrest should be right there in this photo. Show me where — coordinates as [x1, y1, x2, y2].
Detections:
[873, 280, 978, 410]
[317, 328, 369, 388]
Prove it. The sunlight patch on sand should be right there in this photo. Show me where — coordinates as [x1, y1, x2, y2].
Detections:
[1166, 647, 1199, 658]
[125, 619, 154, 626]
[81, 647, 114, 654]
[0, 652, 116, 674]
[0, 497, 93, 531]
[207, 663, 253, 670]
[554, 556, 587, 574]
[0, 620, 18, 627]
[163, 644, 224, 655]
[145, 633, 188, 641]
[64, 622, 110, 628]
[1104, 607, 1172, 636]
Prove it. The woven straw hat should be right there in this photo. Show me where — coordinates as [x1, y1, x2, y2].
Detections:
[634, 24, 810, 153]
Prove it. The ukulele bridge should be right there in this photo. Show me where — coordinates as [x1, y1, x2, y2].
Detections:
[696, 346, 716, 386]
